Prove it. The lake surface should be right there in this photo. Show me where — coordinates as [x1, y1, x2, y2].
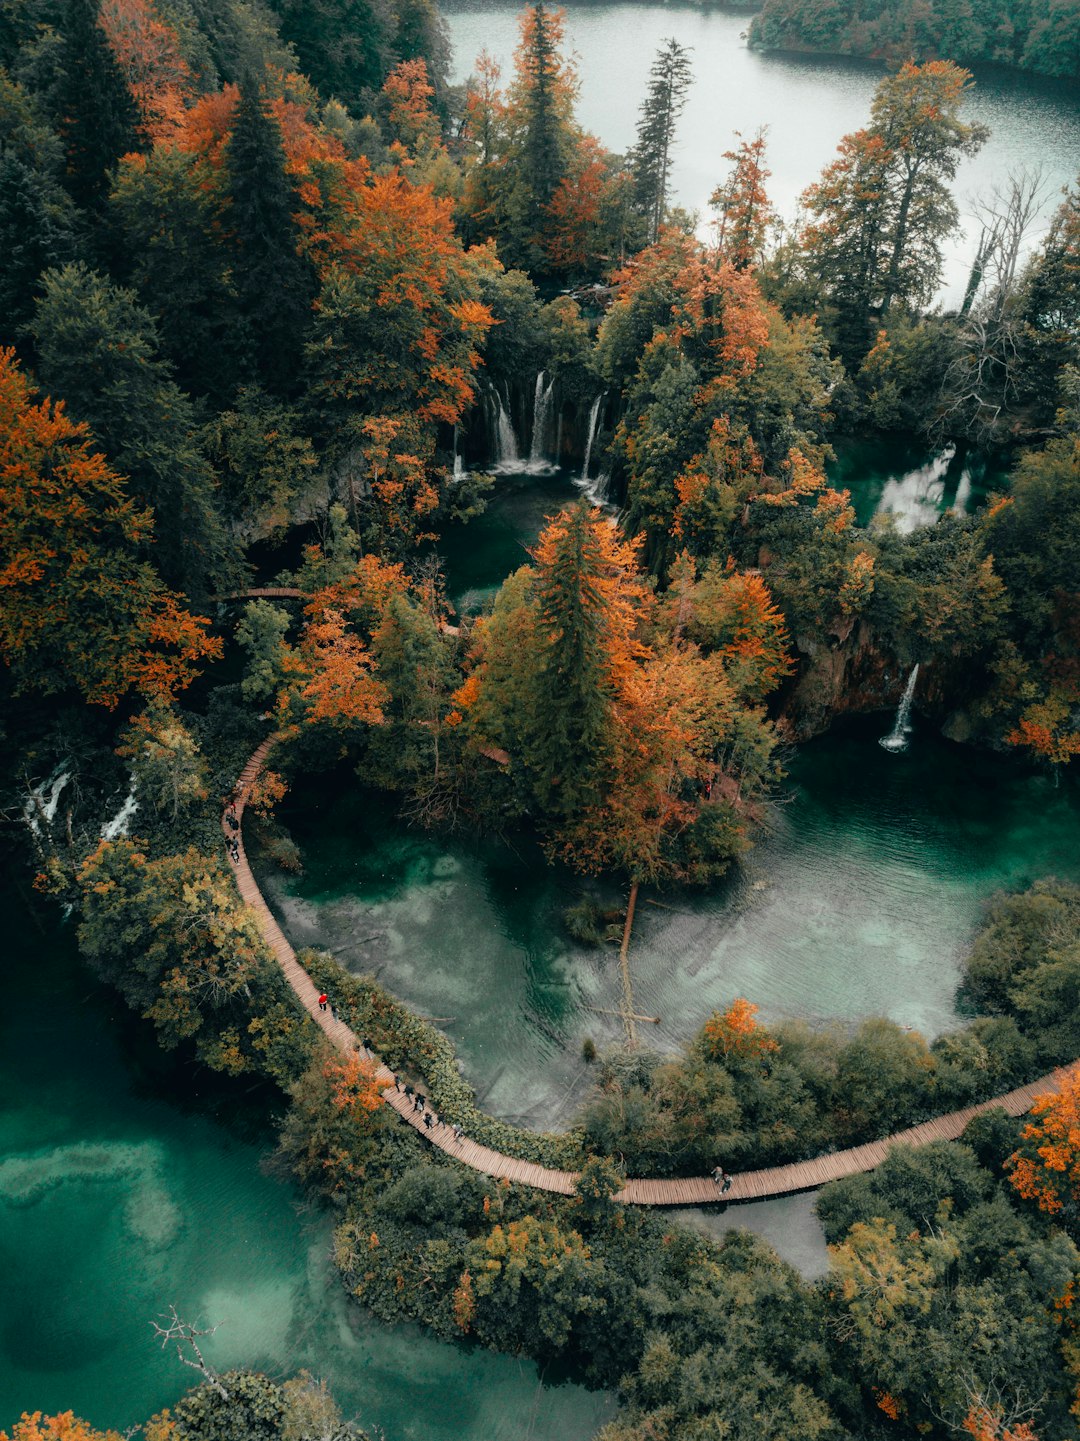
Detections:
[444, 0, 1080, 304]
[0, 883, 613, 1439]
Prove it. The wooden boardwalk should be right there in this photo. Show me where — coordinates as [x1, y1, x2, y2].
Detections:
[225, 740, 1076, 1206]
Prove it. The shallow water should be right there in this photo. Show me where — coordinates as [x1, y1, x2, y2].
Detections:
[444, 0, 1080, 305]
[0, 887, 613, 1438]
[262, 715, 1080, 1133]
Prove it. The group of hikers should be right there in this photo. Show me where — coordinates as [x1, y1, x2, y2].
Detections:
[315, 991, 466, 1145]
[223, 799, 241, 864]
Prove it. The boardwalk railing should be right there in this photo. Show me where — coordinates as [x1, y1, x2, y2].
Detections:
[225, 739, 1076, 1206]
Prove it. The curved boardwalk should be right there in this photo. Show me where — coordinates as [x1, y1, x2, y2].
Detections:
[226, 740, 1076, 1207]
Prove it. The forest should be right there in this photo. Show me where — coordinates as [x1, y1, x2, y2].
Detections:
[1, 0, 1079, 1433]
[750, 0, 1080, 81]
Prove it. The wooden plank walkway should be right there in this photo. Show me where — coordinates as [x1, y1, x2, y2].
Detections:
[225, 740, 1077, 1207]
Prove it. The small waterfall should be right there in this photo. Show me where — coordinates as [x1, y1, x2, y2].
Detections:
[493, 392, 519, 467]
[879, 664, 920, 753]
[530, 371, 555, 463]
[452, 426, 463, 483]
[582, 394, 604, 481]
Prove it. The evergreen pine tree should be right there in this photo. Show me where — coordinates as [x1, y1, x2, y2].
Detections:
[525, 503, 640, 816]
[0, 154, 75, 343]
[54, 0, 142, 214]
[226, 77, 316, 397]
[630, 38, 693, 245]
[504, 2, 577, 269]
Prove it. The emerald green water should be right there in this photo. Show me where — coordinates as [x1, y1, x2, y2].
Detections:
[0, 886, 613, 1437]
[828, 436, 1006, 531]
[262, 719, 1080, 1130]
[263, 467, 1080, 1130]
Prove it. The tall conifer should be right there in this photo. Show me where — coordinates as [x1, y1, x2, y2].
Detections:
[226, 77, 315, 396]
[630, 38, 693, 245]
[54, 0, 142, 215]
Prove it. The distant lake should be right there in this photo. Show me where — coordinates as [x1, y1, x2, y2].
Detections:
[444, 0, 1080, 304]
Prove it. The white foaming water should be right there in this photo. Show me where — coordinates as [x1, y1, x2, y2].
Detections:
[581, 393, 603, 482]
[529, 371, 556, 463]
[492, 391, 519, 467]
[879, 664, 920, 753]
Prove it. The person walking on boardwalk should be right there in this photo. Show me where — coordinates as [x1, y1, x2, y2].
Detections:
[712, 1166, 728, 1189]
[452, 1123, 463, 1142]
[423, 1112, 434, 1130]
[318, 993, 328, 1012]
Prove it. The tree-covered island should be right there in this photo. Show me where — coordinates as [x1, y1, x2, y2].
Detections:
[1, 0, 1079, 1436]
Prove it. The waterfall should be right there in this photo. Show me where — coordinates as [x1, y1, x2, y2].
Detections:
[452, 426, 463, 483]
[582, 394, 604, 481]
[879, 664, 920, 753]
[493, 392, 519, 466]
[530, 371, 555, 462]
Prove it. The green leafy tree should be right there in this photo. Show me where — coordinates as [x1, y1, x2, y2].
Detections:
[76, 839, 275, 1055]
[110, 147, 242, 401]
[117, 702, 209, 821]
[205, 387, 318, 540]
[801, 61, 987, 358]
[31, 261, 226, 593]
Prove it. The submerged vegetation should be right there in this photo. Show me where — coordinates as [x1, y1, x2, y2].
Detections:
[1, 0, 1079, 1433]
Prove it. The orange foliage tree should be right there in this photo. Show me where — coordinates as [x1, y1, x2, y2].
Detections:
[278, 609, 388, 733]
[1007, 1070, 1080, 1218]
[0, 350, 219, 707]
[0, 1416, 124, 1441]
[328, 1053, 384, 1116]
[702, 998, 779, 1062]
[99, 0, 193, 142]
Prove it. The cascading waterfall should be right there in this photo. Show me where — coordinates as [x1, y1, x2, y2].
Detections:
[581, 394, 604, 481]
[879, 664, 920, 753]
[529, 371, 556, 462]
[452, 425, 463, 483]
[493, 392, 519, 466]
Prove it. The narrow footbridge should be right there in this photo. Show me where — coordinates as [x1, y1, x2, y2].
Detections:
[226, 740, 1074, 1206]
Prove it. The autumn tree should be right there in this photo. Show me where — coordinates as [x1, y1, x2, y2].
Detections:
[711, 128, 775, 271]
[0, 349, 219, 707]
[801, 61, 987, 358]
[117, 703, 209, 821]
[1007, 1070, 1080, 1221]
[458, 504, 782, 882]
[0, 1415, 124, 1441]
[630, 37, 693, 245]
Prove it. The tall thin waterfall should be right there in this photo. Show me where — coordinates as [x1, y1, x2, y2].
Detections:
[582, 394, 604, 480]
[530, 371, 555, 462]
[879, 664, 920, 753]
[493, 392, 519, 466]
[452, 425, 463, 483]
